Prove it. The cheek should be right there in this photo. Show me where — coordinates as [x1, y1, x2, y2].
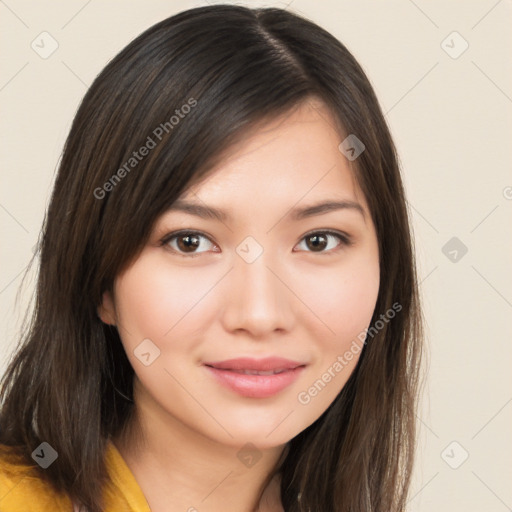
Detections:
[294, 253, 380, 349]
[114, 257, 221, 343]
[290, 258, 379, 423]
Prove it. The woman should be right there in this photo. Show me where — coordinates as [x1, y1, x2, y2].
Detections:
[0, 4, 423, 511]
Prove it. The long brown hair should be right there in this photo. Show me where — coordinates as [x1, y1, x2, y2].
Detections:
[0, 5, 423, 511]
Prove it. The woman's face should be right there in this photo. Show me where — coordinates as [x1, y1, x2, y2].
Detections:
[100, 99, 380, 449]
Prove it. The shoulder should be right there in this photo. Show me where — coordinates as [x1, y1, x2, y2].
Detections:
[0, 445, 71, 512]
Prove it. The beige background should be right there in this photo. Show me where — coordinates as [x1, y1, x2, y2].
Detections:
[1, 0, 511, 510]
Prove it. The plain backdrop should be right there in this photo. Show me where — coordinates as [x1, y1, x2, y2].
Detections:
[1, 1, 511, 510]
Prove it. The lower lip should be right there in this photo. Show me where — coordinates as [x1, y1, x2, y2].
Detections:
[204, 366, 305, 398]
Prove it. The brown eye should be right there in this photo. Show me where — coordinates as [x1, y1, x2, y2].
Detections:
[161, 231, 216, 257]
[176, 233, 201, 253]
[305, 233, 328, 252]
[295, 231, 351, 254]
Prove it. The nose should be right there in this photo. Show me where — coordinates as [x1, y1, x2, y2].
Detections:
[220, 249, 295, 338]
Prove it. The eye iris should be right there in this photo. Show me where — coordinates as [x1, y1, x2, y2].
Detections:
[307, 234, 328, 251]
[177, 234, 200, 252]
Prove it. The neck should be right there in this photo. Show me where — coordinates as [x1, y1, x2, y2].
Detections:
[113, 382, 286, 512]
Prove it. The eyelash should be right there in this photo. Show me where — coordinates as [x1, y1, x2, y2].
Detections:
[159, 229, 353, 258]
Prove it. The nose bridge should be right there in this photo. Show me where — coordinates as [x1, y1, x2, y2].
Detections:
[220, 235, 294, 334]
[235, 237, 282, 308]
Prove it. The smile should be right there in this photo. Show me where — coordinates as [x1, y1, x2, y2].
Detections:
[203, 357, 307, 398]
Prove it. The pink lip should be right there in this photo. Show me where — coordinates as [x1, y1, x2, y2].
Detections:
[203, 357, 306, 398]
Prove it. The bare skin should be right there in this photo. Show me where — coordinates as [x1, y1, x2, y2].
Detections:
[113, 384, 285, 511]
[101, 98, 380, 511]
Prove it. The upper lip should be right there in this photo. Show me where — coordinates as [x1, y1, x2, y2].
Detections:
[204, 357, 306, 371]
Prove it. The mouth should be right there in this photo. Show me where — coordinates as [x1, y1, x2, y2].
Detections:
[213, 368, 293, 375]
[203, 357, 307, 398]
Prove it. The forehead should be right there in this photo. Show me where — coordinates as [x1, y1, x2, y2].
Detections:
[181, 99, 367, 212]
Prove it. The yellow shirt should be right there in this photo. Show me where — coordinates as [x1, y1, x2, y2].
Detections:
[0, 442, 151, 511]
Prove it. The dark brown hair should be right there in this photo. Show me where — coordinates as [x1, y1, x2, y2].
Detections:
[0, 5, 423, 511]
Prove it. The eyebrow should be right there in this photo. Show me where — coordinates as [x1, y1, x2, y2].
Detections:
[166, 198, 366, 222]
